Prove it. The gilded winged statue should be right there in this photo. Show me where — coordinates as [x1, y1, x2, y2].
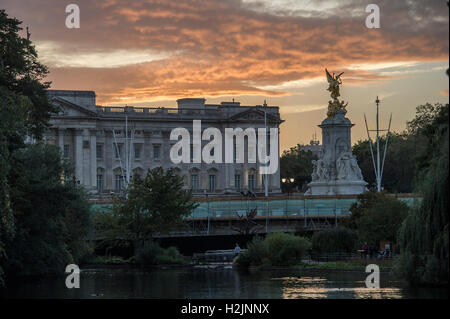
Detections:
[325, 69, 348, 117]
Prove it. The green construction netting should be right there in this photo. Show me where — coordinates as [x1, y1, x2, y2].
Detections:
[91, 196, 421, 219]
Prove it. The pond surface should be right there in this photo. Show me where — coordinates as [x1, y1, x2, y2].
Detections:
[1, 266, 448, 299]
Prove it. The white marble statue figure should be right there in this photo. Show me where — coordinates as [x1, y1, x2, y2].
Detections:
[349, 154, 363, 180]
[336, 152, 352, 180]
[311, 160, 319, 181]
[336, 152, 362, 181]
[312, 159, 329, 181]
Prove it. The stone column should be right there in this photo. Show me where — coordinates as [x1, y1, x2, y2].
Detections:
[90, 132, 97, 188]
[243, 165, 248, 189]
[223, 128, 232, 192]
[75, 132, 83, 184]
[58, 129, 64, 154]
[105, 132, 113, 191]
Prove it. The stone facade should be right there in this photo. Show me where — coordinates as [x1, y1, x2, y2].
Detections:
[306, 109, 367, 195]
[299, 140, 322, 158]
[44, 90, 283, 195]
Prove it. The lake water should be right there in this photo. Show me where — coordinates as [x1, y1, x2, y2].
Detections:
[1, 266, 448, 299]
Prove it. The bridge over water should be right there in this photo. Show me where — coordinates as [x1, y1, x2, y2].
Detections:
[90, 194, 420, 238]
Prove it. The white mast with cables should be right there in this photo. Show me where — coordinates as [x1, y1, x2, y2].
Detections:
[112, 111, 135, 196]
[364, 96, 392, 192]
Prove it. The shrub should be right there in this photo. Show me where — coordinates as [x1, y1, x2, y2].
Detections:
[264, 233, 311, 266]
[136, 241, 185, 265]
[235, 233, 311, 268]
[311, 227, 358, 254]
[235, 236, 267, 268]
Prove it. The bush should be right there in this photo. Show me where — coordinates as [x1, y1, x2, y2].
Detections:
[265, 233, 311, 266]
[235, 233, 311, 268]
[136, 241, 185, 265]
[234, 236, 267, 268]
[311, 227, 358, 254]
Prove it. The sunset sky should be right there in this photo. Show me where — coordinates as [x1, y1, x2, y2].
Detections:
[3, 0, 449, 151]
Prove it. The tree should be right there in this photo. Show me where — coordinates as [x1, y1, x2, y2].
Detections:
[0, 9, 57, 139]
[396, 104, 449, 286]
[1, 10, 90, 284]
[342, 192, 409, 247]
[96, 167, 198, 254]
[232, 208, 263, 235]
[1, 9, 58, 285]
[311, 227, 358, 254]
[4, 144, 92, 277]
[280, 145, 317, 192]
[406, 103, 446, 135]
[0, 88, 30, 285]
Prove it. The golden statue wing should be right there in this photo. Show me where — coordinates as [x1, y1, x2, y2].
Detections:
[325, 68, 334, 84]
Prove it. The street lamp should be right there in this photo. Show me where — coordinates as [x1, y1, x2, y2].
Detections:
[281, 177, 295, 230]
[281, 178, 295, 194]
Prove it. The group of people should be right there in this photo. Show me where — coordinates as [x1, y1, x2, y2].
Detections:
[361, 243, 391, 259]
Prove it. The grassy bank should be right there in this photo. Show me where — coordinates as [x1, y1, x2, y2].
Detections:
[296, 259, 394, 272]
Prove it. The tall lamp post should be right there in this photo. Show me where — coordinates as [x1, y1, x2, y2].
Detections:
[206, 193, 210, 236]
[263, 101, 269, 233]
[282, 178, 295, 230]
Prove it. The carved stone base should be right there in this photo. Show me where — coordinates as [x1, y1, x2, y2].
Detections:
[306, 180, 367, 196]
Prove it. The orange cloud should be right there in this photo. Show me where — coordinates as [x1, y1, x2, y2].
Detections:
[2, 0, 448, 104]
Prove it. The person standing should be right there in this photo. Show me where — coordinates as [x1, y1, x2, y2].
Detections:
[362, 242, 368, 259]
[234, 243, 241, 257]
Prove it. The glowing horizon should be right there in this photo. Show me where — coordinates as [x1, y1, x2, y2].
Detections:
[2, 0, 448, 151]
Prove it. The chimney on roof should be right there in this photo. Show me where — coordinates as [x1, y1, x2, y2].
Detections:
[220, 100, 240, 107]
[176, 98, 206, 109]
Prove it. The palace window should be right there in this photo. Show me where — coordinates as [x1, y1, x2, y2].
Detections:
[63, 144, 70, 159]
[114, 144, 122, 159]
[191, 174, 199, 191]
[115, 175, 124, 191]
[209, 175, 216, 191]
[97, 174, 103, 191]
[96, 144, 103, 159]
[235, 174, 241, 190]
[248, 174, 255, 191]
[134, 144, 141, 159]
[153, 145, 160, 160]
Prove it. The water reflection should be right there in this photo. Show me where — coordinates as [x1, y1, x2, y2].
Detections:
[0, 267, 447, 299]
[273, 275, 405, 299]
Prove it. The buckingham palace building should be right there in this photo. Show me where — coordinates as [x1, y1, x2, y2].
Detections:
[44, 90, 283, 196]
